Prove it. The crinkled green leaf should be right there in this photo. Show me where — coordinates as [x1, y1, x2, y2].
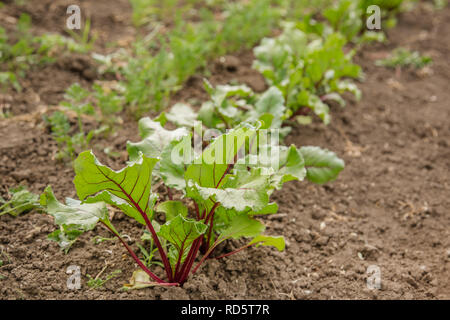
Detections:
[248, 86, 286, 128]
[235, 144, 306, 189]
[299, 146, 345, 184]
[205, 79, 253, 108]
[166, 103, 197, 128]
[127, 117, 189, 161]
[190, 181, 268, 213]
[40, 186, 116, 253]
[41, 186, 110, 231]
[158, 215, 207, 248]
[254, 86, 285, 118]
[217, 214, 265, 242]
[160, 134, 193, 190]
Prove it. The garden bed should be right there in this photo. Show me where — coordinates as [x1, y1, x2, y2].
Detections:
[0, 1, 448, 299]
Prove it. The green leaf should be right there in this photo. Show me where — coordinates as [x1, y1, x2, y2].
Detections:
[185, 123, 259, 188]
[254, 87, 285, 118]
[205, 80, 254, 108]
[217, 214, 265, 242]
[40, 186, 115, 253]
[299, 146, 345, 184]
[252, 202, 278, 215]
[198, 101, 222, 129]
[304, 93, 331, 125]
[166, 103, 197, 127]
[159, 134, 193, 190]
[159, 215, 207, 248]
[127, 117, 189, 161]
[73, 151, 158, 225]
[0, 186, 39, 217]
[41, 186, 110, 231]
[249, 86, 286, 128]
[236, 144, 306, 189]
[48, 227, 83, 254]
[249, 235, 285, 251]
[337, 80, 362, 100]
[189, 180, 268, 213]
[156, 200, 188, 221]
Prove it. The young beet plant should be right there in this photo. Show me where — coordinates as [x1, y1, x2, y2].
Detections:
[253, 22, 362, 125]
[41, 118, 344, 286]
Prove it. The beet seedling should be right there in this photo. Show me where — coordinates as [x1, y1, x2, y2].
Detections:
[0, 186, 40, 217]
[41, 118, 344, 286]
[253, 23, 362, 124]
[375, 48, 432, 69]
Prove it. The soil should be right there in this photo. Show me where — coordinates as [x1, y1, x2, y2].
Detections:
[0, 2, 449, 300]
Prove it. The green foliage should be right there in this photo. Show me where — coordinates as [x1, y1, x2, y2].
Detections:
[65, 18, 97, 53]
[214, 0, 281, 55]
[35, 33, 92, 55]
[161, 81, 290, 136]
[42, 116, 344, 285]
[323, 0, 363, 42]
[33, 0, 387, 288]
[41, 186, 114, 253]
[0, 14, 94, 91]
[129, 0, 203, 26]
[0, 14, 36, 86]
[139, 231, 163, 268]
[433, 0, 448, 10]
[44, 84, 96, 160]
[100, 0, 283, 116]
[87, 269, 121, 289]
[43, 111, 74, 160]
[253, 23, 361, 124]
[376, 48, 432, 69]
[45, 83, 119, 161]
[0, 186, 40, 217]
[321, 0, 406, 41]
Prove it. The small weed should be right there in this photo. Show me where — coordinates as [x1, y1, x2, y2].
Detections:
[376, 48, 432, 69]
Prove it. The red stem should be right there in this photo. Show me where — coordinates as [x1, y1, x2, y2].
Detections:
[194, 202, 200, 220]
[96, 167, 173, 281]
[134, 203, 173, 281]
[191, 241, 217, 275]
[177, 236, 203, 284]
[205, 202, 220, 225]
[215, 163, 232, 188]
[205, 213, 215, 252]
[100, 221, 165, 284]
[214, 243, 255, 260]
[173, 245, 184, 279]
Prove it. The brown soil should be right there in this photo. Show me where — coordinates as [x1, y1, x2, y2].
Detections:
[0, 2, 449, 300]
